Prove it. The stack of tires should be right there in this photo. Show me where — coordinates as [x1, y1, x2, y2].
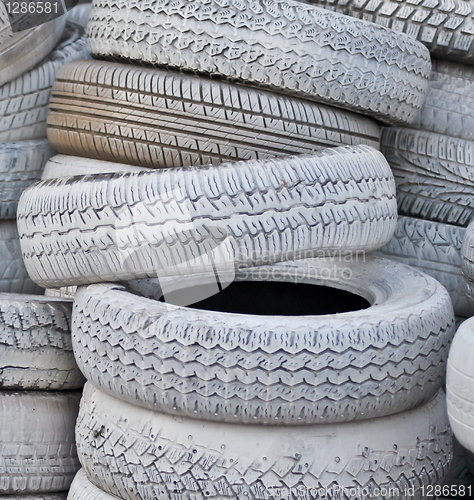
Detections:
[11, 0, 463, 497]
[0, 5, 91, 498]
[302, 0, 474, 320]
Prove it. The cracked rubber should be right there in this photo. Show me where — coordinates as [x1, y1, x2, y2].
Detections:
[86, 0, 431, 125]
[305, 0, 474, 64]
[72, 256, 455, 425]
[375, 216, 472, 318]
[381, 127, 474, 227]
[0, 220, 42, 294]
[0, 293, 84, 390]
[17, 145, 397, 288]
[0, 23, 89, 143]
[0, 11, 66, 88]
[0, 391, 81, 494]
[76, 382, 452, 500]
[47, 59, 381, 169]
[447, 316, 474, 454]
[0, 139, 56, 220]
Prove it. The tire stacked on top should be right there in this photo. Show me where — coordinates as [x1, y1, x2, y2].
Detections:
[14, 0, 459, 497]
[0, 6, 91, 498]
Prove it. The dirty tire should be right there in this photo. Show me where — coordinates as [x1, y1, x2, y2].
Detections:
[447, 317, 474, 454]
[72, 256, 455, 424]
[0, 293, 85, 390]
[47, 59, 381, 169]
[375, 216, 472, 318]
[0, 220, 42, 294]
[305, 0, 474, 64]
[0, 23, 89, 143]
[381, 127, 474, 227]
[0, 391, 81, 494]
[17, 145, 397, 288]
[69, 470, 114, 500]
[0, 139, 56, 219]
[86, 0, 431, 125]
[66, 3, 92, 27]
[76, 383, 452, 500]
[0, 13, 66, 88]
[41, 155, 145, 181]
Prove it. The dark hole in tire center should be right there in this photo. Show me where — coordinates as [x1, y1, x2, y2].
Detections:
[160, 281, 370, 316]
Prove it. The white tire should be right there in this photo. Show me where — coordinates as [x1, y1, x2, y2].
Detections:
[0, 391, 81, 494]
[72, 256, 454, 424]
[68, 469, 114, 500]
[0, 12, 66, 88]
[0, 220, 42, 294]
[17, 145, 397, 288]
[86, 0, 431, 124]
[0, 293, 84, 390]
[376, 216, 472, 317]
[0, 23, 89, 143]
[76, 383, 452, 500]
[0, 139, 56, 219]
[66, 3, 92, 28]
[447, 316, 474, 454]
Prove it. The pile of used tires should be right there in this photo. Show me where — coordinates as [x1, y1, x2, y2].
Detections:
[2, 0, 474, 498]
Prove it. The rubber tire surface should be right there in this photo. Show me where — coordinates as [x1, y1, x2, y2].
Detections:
[375, 216, 472, 318]
[41, 155, 145, 181]
[0, 391, 81, 494]
[86, 0, 431, 125]
[72, 256, 455, 425]
[305, 0, 474, 64]
[0, 219, 42, 294]
[8, 496, 67, 500]
[66, 3, 92, 27]
[18, 145, 397, 288]
[47, 59, 381, 169]
[76, 383, 452, 500]
[461, 220, 474, 305]
[0, 13, 66, 88]
[0, 293, 85, 390]
[447, 317, 474, 454]
[0, 23, 89, 143]
[0, 139, 56, 219]
[69, 470, 114, 500]
[381, 127, 474, 227]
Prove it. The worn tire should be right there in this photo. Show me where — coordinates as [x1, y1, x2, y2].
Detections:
[0, 220, 42, 294]
[461, 220, 474, 305]
[375, 216, 472, 318]
[72, 256, 455, 425]
[47, 60, 381, 169]
[0, 293, 84, 390]
[17, 145, 397, 288]
[305, 0, 474, 64]
[381, 127, 474, 227]
[76, 383, 452, 500]
[86, 0, 431, 125]
[447, 317, 474, 454]
[0, 391, 81, 494]
[0, 139, 56, 219]
[0, 23, 89, 143]
[0, 13, 66, 88]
